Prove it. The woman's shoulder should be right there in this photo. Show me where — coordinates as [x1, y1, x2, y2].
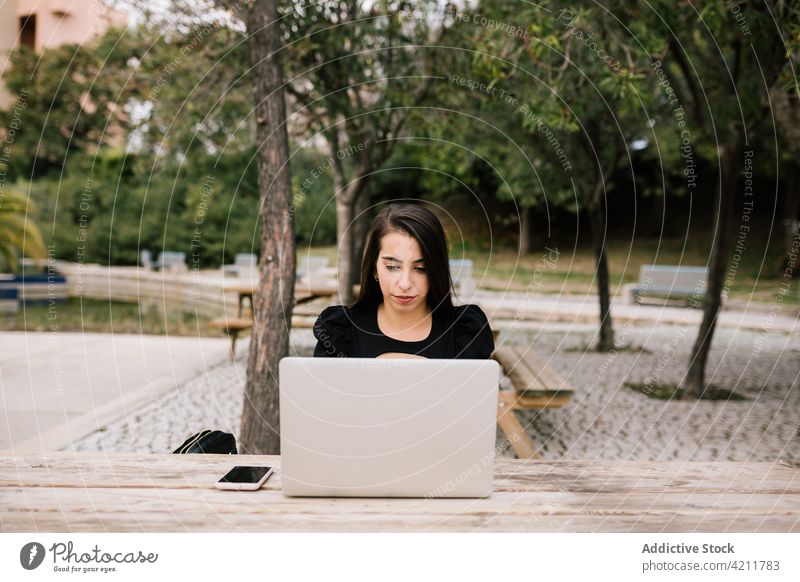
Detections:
[451, 303, 490, 328]
[314, 304, 356, 331]
[313, 305, 355, 357]
[450, 303, 494, 359]
[317, 304, 350, 320]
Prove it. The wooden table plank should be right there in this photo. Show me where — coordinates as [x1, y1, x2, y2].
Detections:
[2, 453, 797, 493]
[515, 344, 574, 394]
[3, 453, 799, 493]
[494, 347, 549, 394]
[1, 452, 798, 532]
[3, 487, 799, 531]
[292, 296, 335, 317]
[493, 347, 574, 400]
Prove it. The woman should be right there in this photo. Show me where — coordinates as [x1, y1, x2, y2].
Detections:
[313, 202, 494, 359]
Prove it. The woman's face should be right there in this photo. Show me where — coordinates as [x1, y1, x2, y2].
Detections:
[375, 230, 429, 312]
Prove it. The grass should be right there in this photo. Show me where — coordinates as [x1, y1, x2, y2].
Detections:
[301, 237, 799, 305]
[3, 237, 791, 337]
[1, 298, 215, 336]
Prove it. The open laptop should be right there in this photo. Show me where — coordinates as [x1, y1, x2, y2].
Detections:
[279, 357, 500, 498]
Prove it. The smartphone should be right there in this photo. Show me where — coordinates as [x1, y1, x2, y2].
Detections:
[215, 466, 273, 491]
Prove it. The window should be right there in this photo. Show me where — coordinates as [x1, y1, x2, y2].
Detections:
[19, 15, 36, 50]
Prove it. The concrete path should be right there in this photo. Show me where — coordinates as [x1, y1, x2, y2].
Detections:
[0, 331, 231, 452]
[69, 324, 800, 463]
[474, 290, 799, 334]
[2, 285, 797, 456]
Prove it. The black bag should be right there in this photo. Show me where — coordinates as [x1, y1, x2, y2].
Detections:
[172, 430, 237, 454]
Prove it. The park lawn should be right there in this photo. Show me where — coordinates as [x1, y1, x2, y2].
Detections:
[300, 238, 798, 305]
[1, 298, 217, 336]
[4, 239, 790, 338]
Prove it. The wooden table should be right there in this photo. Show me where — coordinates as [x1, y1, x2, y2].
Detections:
[214, 283, 338, 356]
[2, 452, 798, 532]
[224, 282, 338, 319]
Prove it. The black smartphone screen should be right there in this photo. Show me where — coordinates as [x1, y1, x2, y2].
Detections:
[219, 466, 272, 484]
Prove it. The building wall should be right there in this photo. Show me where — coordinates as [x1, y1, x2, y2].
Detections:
[0, 1, 20, 108]
[14, 0, 127, 52]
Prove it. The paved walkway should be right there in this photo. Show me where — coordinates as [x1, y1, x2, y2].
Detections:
[499, 323, 799, 462]
[0, 332, 230, 452]
[69, 323, 800, 463]
[3, 287, 798, 458]
[475, 290, 799, 334]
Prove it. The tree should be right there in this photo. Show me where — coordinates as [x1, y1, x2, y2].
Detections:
[282, 1, 448, 302]
[770, 86, 800, 275]
[470, 1, 653, 350]
[622, 1, 797, 397]
[238, 0, 296, 454]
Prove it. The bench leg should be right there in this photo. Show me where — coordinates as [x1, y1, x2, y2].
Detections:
[229, 330, 240, 361]
[497, 396, 540, 459]
[623, 286, 638, 305]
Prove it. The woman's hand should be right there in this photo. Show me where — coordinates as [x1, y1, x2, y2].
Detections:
[376, 352, 427, 360]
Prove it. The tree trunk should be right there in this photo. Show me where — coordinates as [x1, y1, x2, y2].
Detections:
[240, 0, 296, 454]
[518, 205, 531, 255]
[332, 171, 370, 304]
[681, 133, 744, 399]
[779, 162, 800, 275]
[350, 186, 372, 287]
[336, 196, 355, 304]
[588, 196, 614, 352]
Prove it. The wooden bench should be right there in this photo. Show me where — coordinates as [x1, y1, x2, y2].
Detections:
[297, 255, 331, 287]
[155, 251, 188, 272]
[623, 264, 709, 307]
[492, 345, 575, 460]
[449, 258, 476, 298]
[222, 253, 258, 278]
[209, 317, 253, 360]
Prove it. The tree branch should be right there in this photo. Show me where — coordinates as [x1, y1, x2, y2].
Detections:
[667, 37, 705, 129]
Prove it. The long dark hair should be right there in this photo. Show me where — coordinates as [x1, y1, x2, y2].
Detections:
[351, 202, 454, 313]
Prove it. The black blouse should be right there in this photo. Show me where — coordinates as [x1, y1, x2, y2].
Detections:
[312, 303, 494, 359]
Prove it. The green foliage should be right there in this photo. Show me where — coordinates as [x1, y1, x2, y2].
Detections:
[127, 21, 253, 158]
[281, 0, 446, 187]
[0, 30, 136, 180]
[2, 17, 340, 267]
[290, 146, 337, 246]
[0, 188, 46, 270]
[25, 143, 335, 266]
[5, 0, 798, 275]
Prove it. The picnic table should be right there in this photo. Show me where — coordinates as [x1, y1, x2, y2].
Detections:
[211, 283, 340, 358]
[492, 343, 576, 460]
[224, 281, 338, 319]
[1, 451, 797, 532]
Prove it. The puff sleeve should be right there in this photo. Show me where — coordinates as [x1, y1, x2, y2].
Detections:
[452, 304, 495, 359]
[313, 305, 354, 357]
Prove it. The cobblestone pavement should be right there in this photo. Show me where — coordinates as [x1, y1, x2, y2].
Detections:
[71, 323, 800, 463]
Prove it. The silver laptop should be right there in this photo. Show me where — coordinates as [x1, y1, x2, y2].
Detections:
[279, 357, 500, 498]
